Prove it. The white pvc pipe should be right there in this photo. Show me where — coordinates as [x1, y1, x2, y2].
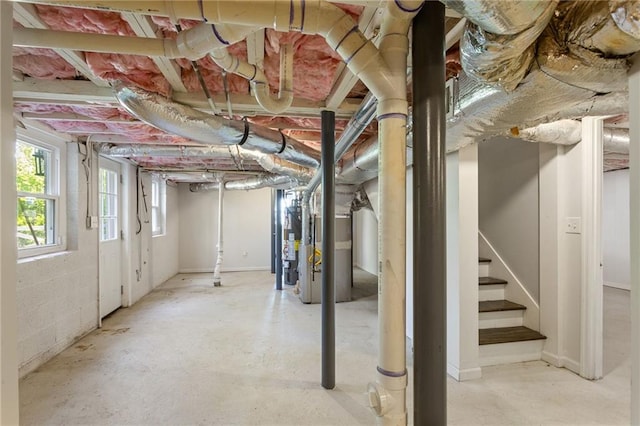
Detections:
[213, 181, 224, 286]
[365, 3, 419, 425]
[210, 43, 294, 114]
[13, 27, 167, 56]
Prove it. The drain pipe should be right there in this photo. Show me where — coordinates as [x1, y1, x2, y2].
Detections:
[412, 3, 447, 425]
[213, 177, 225, 286]
[321, 110, 336, 390]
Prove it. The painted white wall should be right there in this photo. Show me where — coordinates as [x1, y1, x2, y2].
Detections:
[151, 182, 179, 288]
[539, 141, 583, 374]
[353, 206, 378, 275]
[178, 185, 271, 272]
[16, 154, 177, 377]
[17, 146, 99, 377]
[446, 147, 481, 381]
[224, 188, 271, 271]
[478, 137, 540, 302]
[603, 169, 630, 290]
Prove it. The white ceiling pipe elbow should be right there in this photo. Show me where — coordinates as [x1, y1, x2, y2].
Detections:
[210, 44, 293, 114]
[252, 44, 294, 114]
[172, 23, 257, 61]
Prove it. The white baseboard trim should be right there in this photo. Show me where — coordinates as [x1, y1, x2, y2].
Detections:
[447, 363, 482, 381]
[179, 266, 270, 274]
[541, 351, 580, 374]
[604, 281, 630, 291]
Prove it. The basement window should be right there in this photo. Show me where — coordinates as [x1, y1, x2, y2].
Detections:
[16, 139, 66, 257]
[151, 176, 165, 237]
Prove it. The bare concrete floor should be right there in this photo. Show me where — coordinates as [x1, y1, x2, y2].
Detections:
[20, 272, 630, 425]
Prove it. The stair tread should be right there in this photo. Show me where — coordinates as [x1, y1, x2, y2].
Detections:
[479, 326, 546, 345]
[479, 276, 507, 285]
[479, 257, 492, 263]
[479, 300, 526, 312]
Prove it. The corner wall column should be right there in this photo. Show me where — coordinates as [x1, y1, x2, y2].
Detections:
[412, 2, 447, 425]
[0, 2, 20, 422]
[629, 56, 640, 424]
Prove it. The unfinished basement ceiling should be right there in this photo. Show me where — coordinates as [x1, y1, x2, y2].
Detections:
[10, 0, 635, 180]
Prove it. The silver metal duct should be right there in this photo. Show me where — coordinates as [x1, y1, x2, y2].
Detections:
[190, 174, 299, 192]
[447, 0, 639, 151]
[303, 92, 376, 200]
[99, 144, 314, 182]
[113, 82, 320, 169]
[515, 120, 630, 152]
[441, 0, 553, 35]
[460, 0, 557, 91]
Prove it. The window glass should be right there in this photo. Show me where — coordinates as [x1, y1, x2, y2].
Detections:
[151, 176, 165, 236]
[99, 168, 119, 242]
[16, 141, 58, 250]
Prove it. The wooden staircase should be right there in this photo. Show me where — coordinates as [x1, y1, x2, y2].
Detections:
[478, 257, 546, 366]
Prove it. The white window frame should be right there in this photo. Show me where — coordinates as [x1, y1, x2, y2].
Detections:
[151, 175, 166, 237]
[99, 166, 120, 242]
[16, 137, 66, 259]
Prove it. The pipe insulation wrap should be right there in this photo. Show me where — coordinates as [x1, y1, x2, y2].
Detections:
[99, 144, 314, 182]
[189, 174, 299, 192]
[213, 181, 224, 286]
[568, 0, 640, 56]
[460, 0, 558, 92]
[113, 83, 320, 169]
[441, 0, 553, 35]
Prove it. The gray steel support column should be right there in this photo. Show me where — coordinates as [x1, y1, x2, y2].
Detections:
[275, 189, 284, 290]
[412, 3, 447, 425]
[271, 189, 276, 274]
[321, 110, 336, 390]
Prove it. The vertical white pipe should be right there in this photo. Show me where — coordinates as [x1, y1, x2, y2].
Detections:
[629, 56, 640, 424]
[0, 2, 20, 422]
[213, 183, 225, 286]
[367, 4, 414, 424]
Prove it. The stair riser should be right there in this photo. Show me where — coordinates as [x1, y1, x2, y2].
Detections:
[479, 263, 490, 278]
[479, 285, 505, 301]
[479, 310, 524, 329]
[479, 339, 545, 367]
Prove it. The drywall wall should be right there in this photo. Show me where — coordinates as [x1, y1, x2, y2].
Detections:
[224, 188, 271, 270]
[178, 184, 218, 272]
[478, 137, 540, 302]
[603, 169, 630, 290]
[17, 146, 98, 377]
[445, 147, 481, 381]
[178, 185, 271, 272]
[353, 203, 378, 275]
[151, 182, 179, 287]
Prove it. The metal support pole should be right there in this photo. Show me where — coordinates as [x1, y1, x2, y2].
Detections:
[275, 189, 284, 290]
[271, 189, 276, 274]
[412, 3, 447, 425]
[321, 110, 335, 390]
[213, 181, 225, 286]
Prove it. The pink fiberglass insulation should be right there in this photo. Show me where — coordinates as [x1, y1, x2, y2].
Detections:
[85, 52, 172, 96]
[263, 31, 341, 101]
[34, 5, 135, 35]
[13, 47, 78, 79]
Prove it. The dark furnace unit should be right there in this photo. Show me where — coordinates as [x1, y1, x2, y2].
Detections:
[283, 197, 302, 286]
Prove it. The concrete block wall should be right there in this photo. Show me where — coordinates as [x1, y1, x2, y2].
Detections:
[17, 150, 180, 377]
[17, 146, 98, 377]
